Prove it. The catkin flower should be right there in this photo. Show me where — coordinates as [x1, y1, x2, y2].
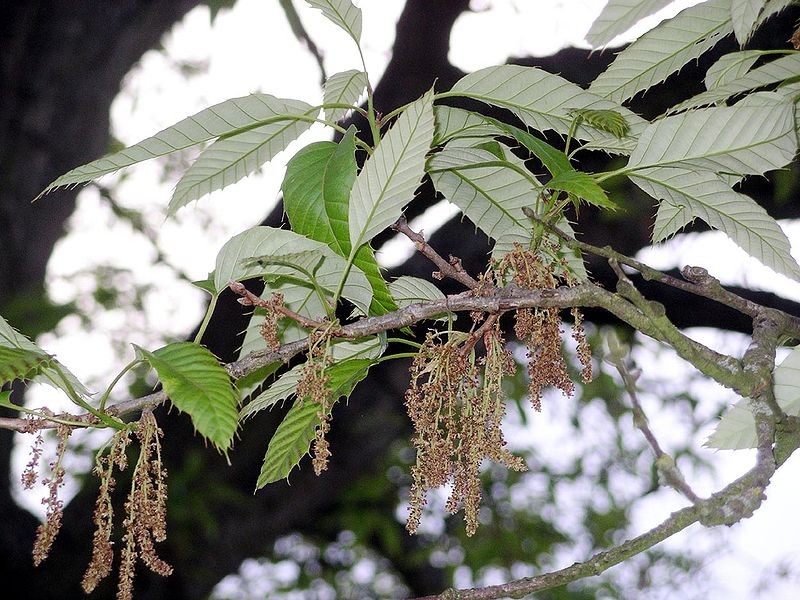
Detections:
[82, 429, 130, 594]
[405, 324, 526, 536]
[297, 330, 334, 475]
[496, 243, 591, 410]
[32, 425, 72, 566]
[117, 412, 172, 600]
[258, 292, 284, 350]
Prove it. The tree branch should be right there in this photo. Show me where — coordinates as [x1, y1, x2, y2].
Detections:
[2, 277, 750, 432]
[525, 209, 800, 338]
[392, 216, 480, 289]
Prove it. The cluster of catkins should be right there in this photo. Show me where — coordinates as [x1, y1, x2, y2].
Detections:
[25, 411, 171, 600]
[405, 323, 525, 536]
[405, 243, 592, 535]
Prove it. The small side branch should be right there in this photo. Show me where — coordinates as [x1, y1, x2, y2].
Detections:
[605, 338, 700, 503]
[392, 216, 481, 290]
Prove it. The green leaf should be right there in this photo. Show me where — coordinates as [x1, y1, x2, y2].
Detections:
[39, 94, 316, 198]
[707, 344, 800, 449]
[212, 226, 372, 314]
[284, 134, 357, 257]
[585, 0, 674, 47]
[191, 276, 217, 296]
[546, 171, 614, 210]
[323, 70, 367, 124]
[627, 97, 797, 176]
[451, 65, 646, 154]
[478, 115, 573, 176]
[282, 129, 396, 315]
[0, 314, 90, 398]
[138, 342, 238, 453]
[731, 0, 765, 45]
[305, 0, 362, 44]
[571, 109, 630, 139]
[669, 53, 800, 113]
[255, 357, 374, 487]
[348, 89, 435, 253]
[455, 113, 612, 209]
[588, 0, 733, 103]
[632, 167, 800, 280]
[169, 97, 315, 214]
[0, 346, 51, 385]
[256, 398, 320, 487]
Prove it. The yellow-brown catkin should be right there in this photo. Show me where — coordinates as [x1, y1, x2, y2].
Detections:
[297, 331, 334, 475]
[118, 412, 172, 600]
[405, 323, 527, 536]
[496, 243, 590, 410]
[82, 429, 130, 594]
[571, 307, 592, 383]
[259, 292, 284, 350]
[32, 424, 72, 566]
[21, 425, 45, 490]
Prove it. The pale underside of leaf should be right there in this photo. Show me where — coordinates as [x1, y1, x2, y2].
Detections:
[348, 89, 435, 254]
[652, 199, 695, 240]
[670, 53, 800, 113]
[237, 277, 328, 363]
[388, 276, 446, 306]
[305, 0, 362, 44]
[704, 50, 763, 90]
[39, 93, 312, 197]
[433, 106, 504, 145]
[705, 399, 759, 449]
[585, 0, 674, 48]
[429, 146, 535, 256]
[169, 103, 314, 214]
[627, 100, 797, 176]
[428, 144, 587, 277]
[323, 70, 367, 124]
[451, 65, 647, 154]
[588, 0, 733, 103]
[731, 0, 765, 45]
[707, 344, 800, 449]
[632, 167, 800, 281]
[212, 226, 372, 314]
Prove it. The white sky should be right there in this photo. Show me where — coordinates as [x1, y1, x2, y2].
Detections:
[13, 0, 800, 597]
